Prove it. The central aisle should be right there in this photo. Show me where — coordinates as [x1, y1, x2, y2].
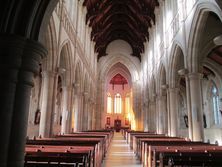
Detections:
[102, 132, 142, 167]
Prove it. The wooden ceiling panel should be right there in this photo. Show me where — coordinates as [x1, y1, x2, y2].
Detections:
[208, 46, 222, 66]
[83, 0, 159, 60]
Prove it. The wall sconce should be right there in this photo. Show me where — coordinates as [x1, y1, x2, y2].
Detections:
[178, 68, 188, 76]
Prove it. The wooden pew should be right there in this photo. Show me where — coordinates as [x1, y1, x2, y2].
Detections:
[56, 133, 109, 158]
[136, 137, 185, 161]
[147, 145, 222, 167]
[141, 139, 214, 167]
[26, 137, 104, 167]
[25, 130, 113, 167]
[130, 133, 166, 151]
[25, 145, 94, 167]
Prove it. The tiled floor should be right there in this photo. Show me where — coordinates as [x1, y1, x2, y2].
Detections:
[102, 132, 142, 167]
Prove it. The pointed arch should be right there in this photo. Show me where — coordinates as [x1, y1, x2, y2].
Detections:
[157, 63, 167, 95]
[187, 1, 222, 72]
[59, 41, 73, 86]
[168, 44, 185, 88]
[42, 17, 58, 71]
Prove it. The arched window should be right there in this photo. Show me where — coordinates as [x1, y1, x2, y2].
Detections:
[114, 93, 122, 114]
[107, 93, 112, 114]
[211, 82, 220, 125]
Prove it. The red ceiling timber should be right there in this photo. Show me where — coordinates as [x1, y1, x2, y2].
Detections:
[110, 73, 128, 85]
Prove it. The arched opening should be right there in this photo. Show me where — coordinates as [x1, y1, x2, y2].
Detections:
[103, 63, 135, 131]
[190, 10, 222, 142]
[169, 45, 187, 137]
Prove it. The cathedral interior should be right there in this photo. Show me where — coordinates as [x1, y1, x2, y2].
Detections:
[1, 0, 222, 166]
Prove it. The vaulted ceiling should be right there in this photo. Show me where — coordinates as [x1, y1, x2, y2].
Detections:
[83, 0, 159, 60]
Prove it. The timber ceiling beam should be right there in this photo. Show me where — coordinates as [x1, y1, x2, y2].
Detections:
[83, 0, 159, 61]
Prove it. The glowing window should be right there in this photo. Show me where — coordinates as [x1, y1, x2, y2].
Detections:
[107, 93, 112, 114]
[211, 82, 220, 125]
[114, 93, 122, 114]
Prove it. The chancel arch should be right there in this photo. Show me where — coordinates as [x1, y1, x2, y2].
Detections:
[97, 40, 141, 130]
[103, 62, 136, 131]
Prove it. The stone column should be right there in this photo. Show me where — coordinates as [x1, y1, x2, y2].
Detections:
[146, 99, 150, 131]
[83, 92, 89, 131]
[39, 71, 57, 137]
[87, 98, 93, 130]
[73, 94, 79, 132]
[79, 92, 84, 131]
[61, 86, 68, 134]
[149, 100, 156, 132]
[66, 86, 73, 133]
[0, 35, 47, 167]
[96, 82, 104, 129]
[156, 96, 160, 133]
[188, 73, 204, 141]
[0, 36, 22, 167]
[157, 95, 167, 134]
[185, 75, 193, 140]
[73, 83, 81, 132]
[143, 100, 149, 132]
[91, 102, 96, 130]
[166, 90, 171, 136]
[169, 88, 179, 137]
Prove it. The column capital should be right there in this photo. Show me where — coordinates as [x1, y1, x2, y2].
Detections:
[0, 35, 47, 85]
[66, 85, 73, 91]
[168, 87, 179, 93]
[156, 95, 166, 101]
[73, 82, 80, 88]
[57, 67, 66, 75]
[0, 35, 47, 71]
[41, 70, 57, 78]
[188, 73, 203, 80]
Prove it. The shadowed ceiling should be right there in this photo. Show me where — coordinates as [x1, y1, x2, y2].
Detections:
[83, 0, 159, 60]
